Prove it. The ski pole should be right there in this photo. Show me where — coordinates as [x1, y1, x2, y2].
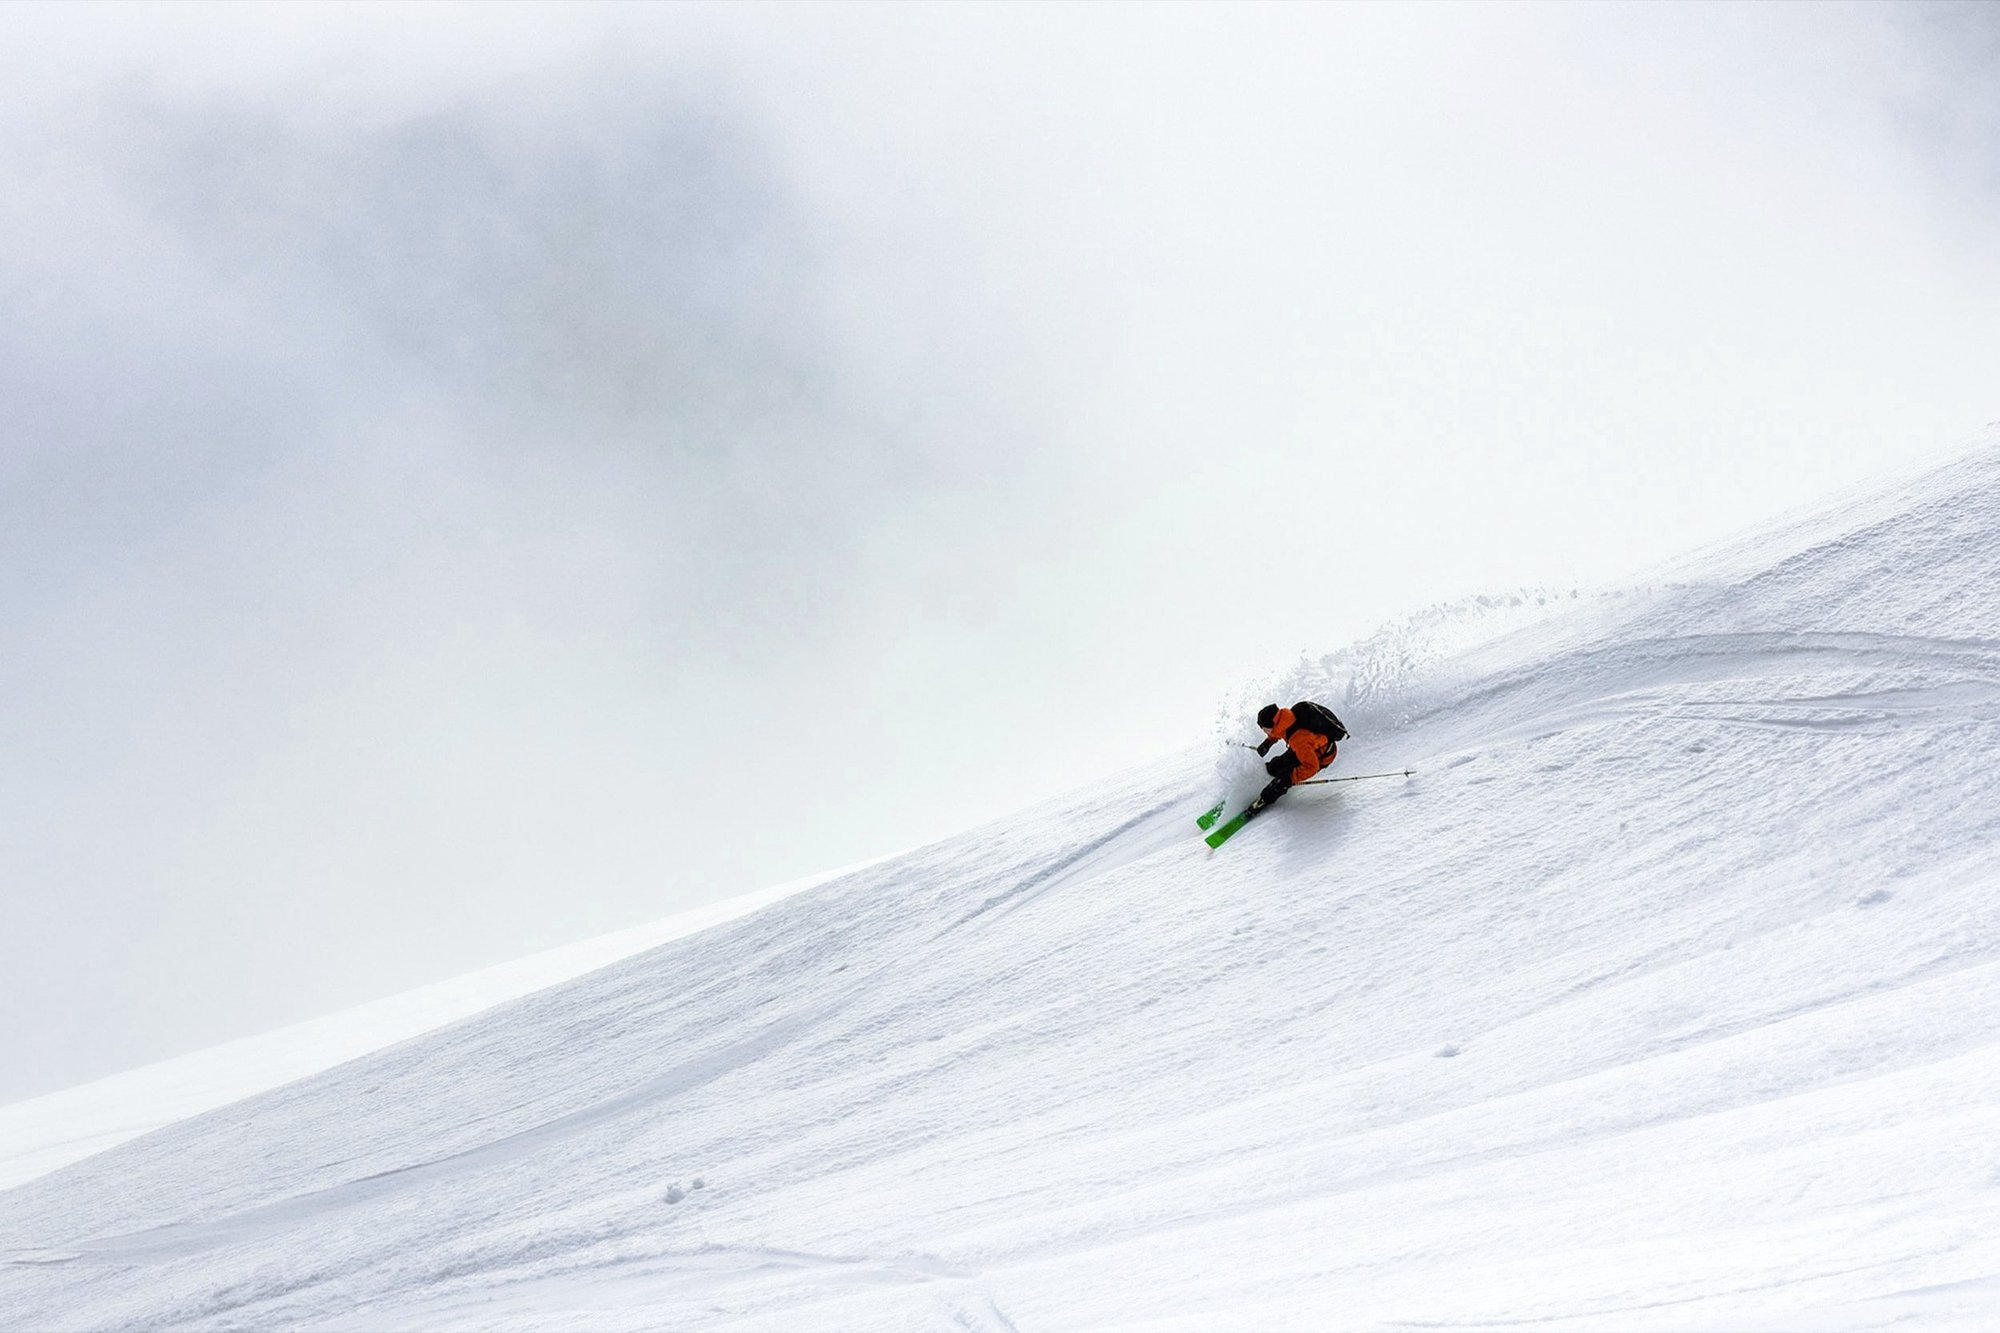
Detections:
[1299, 769, 1414, 785]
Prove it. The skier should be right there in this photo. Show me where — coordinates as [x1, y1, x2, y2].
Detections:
[1249, 700, 1347, 813]
[1202, 700, 1404, 846]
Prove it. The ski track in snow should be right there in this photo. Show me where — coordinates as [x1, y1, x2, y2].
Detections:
[6, 440, 2000, 1330]
[941, 795, 1192, 936]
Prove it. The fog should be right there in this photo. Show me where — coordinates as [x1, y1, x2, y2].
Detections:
[2, 2, 1995, 1101]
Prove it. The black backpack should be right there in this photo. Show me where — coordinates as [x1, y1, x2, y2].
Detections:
[1292, 700, 1349, 742]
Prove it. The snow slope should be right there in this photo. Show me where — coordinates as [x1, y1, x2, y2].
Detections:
[5, 441, 2000, 1331]
[0, 869, 849, 1193]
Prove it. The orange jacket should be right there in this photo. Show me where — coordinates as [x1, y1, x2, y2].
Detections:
[1263, 708, 1337, 783]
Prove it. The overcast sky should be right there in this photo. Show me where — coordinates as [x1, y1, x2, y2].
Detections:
[2, 1, 1996, 1102]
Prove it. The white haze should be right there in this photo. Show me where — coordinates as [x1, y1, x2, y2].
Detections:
[0, 1, 1995, 1101]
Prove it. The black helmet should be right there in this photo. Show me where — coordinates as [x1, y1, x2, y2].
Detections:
[1256, 703, 1280, 729]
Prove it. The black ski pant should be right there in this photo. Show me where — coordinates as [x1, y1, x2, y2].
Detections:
[1255, 751, 1305, 810]
[1253, 776, 1292, 810]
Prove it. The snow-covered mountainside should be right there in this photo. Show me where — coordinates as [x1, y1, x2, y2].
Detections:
[0, 872, 837, 1194]
[6, 442, 2000, 1332]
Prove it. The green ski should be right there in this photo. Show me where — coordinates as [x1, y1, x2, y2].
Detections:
[1204, 810, 1251, 848]
[1204, 803, 1264, 848]
[1196, 801, 1226, 830]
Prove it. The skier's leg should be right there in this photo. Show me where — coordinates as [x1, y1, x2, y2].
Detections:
[1245, 749, 1304, 814]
